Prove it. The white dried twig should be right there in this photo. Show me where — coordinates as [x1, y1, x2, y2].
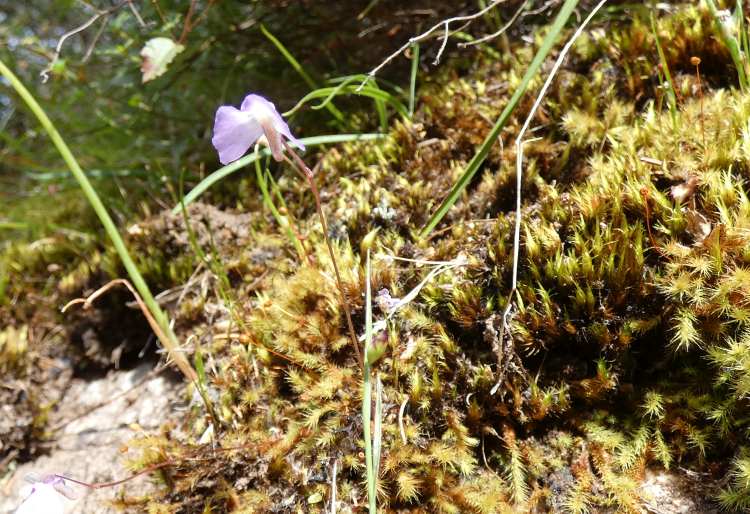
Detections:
[329, 459, 338, 514]
[41, 1, 131, 82]
[459, 0, 529, 48]
[491, 0, 608, 395]
[398, 397, 408, 444]
[358, 0, 507, 89]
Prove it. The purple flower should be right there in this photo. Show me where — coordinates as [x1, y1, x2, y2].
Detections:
[211, 94, 305, 165]
[15, 475, 71, 514]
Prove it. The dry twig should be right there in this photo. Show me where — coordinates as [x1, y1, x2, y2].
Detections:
[41, 1, 132, 82]
[62, 278, 197, 382]
[359, 0, 508, 89]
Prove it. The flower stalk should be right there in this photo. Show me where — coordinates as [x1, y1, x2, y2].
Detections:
[210, 92, 364, 368]
[284, 143, 364, 369]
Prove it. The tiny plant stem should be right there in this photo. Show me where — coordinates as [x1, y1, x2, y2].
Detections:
[284, 144, 364, 369]
[408, 43, 420, 117]
[56, 441, 271, 491]
[267, 168, 313, 264]
[0, 58, 198, 383]
[692, 57, 706, 150]
[641, 187, 660, 251]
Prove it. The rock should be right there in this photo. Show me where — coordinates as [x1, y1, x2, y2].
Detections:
[0, 363, 181, 514]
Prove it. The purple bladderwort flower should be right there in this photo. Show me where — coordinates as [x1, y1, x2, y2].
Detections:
[15, 474, 74, 514]
[211, 94, 305, 165]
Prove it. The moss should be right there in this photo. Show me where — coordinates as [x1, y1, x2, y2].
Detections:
[111, 3, 750, 512]
[8, 1, 750, 511]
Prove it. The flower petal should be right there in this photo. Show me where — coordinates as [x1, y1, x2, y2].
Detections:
[274, 118, 306, 153]
[15, 482, 65, 514]
[211, 106, 263, 165]
[241, 94, 305, 153]
[240, 93, 277, 116]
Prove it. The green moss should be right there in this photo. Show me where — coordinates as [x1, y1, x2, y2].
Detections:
[8, 1, 750, 511]
[117, 3, 750, 511]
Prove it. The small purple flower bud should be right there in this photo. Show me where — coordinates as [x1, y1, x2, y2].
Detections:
[211, 94, 305, 165]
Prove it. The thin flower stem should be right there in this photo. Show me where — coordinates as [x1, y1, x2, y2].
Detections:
[363, 249, 376, 514]
[284, 144, 364, 370]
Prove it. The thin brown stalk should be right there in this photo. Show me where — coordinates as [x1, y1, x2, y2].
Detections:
[62, 279, 220, 426]
[62, 279, 196, 381]
[691, 56, 706, 150]
[283, 144, 364, 370]
[57, 441, 273, 490]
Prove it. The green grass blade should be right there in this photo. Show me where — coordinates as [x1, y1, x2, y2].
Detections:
[650, 10, 678, 126]
[363, 249, 377, 514]
[706, 0, 749, 91]
[260, 24, 317, 89]
[419, 0, 581, 238]
[254, 147, 307, 260]
[373, 373, 383, 477]
[0, 57, 198, 384]
[371, 78, 388, 132]
[174, 133, 384, 213]
[409, 43, 420, 117]
[330, 74, 405, 95]
[194, 345, 207, 389]
[260, 24, 345, 122]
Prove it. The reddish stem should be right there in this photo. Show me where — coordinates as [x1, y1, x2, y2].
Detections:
[283, 144, 364, 370]
[640, 186, 659, 251]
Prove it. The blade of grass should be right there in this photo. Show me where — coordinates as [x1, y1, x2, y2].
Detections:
[254, 146, 308, 261]
[0, 267, 7, 305]
[260, 24, 344, 123]
[0, 57, 198, 384]
[706, 0, 749, 91]
[419, 0, 581, 238]
[174, 133, 383, 213]
[409, 43, 420, 117]
[650, 10, 678, 127]
[372, 78, 388, 132]
[363, 249, 377, 514]
[374, 373, 383, 476]
[178, 170, 245, 330]
[284, 84, 408, 119]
